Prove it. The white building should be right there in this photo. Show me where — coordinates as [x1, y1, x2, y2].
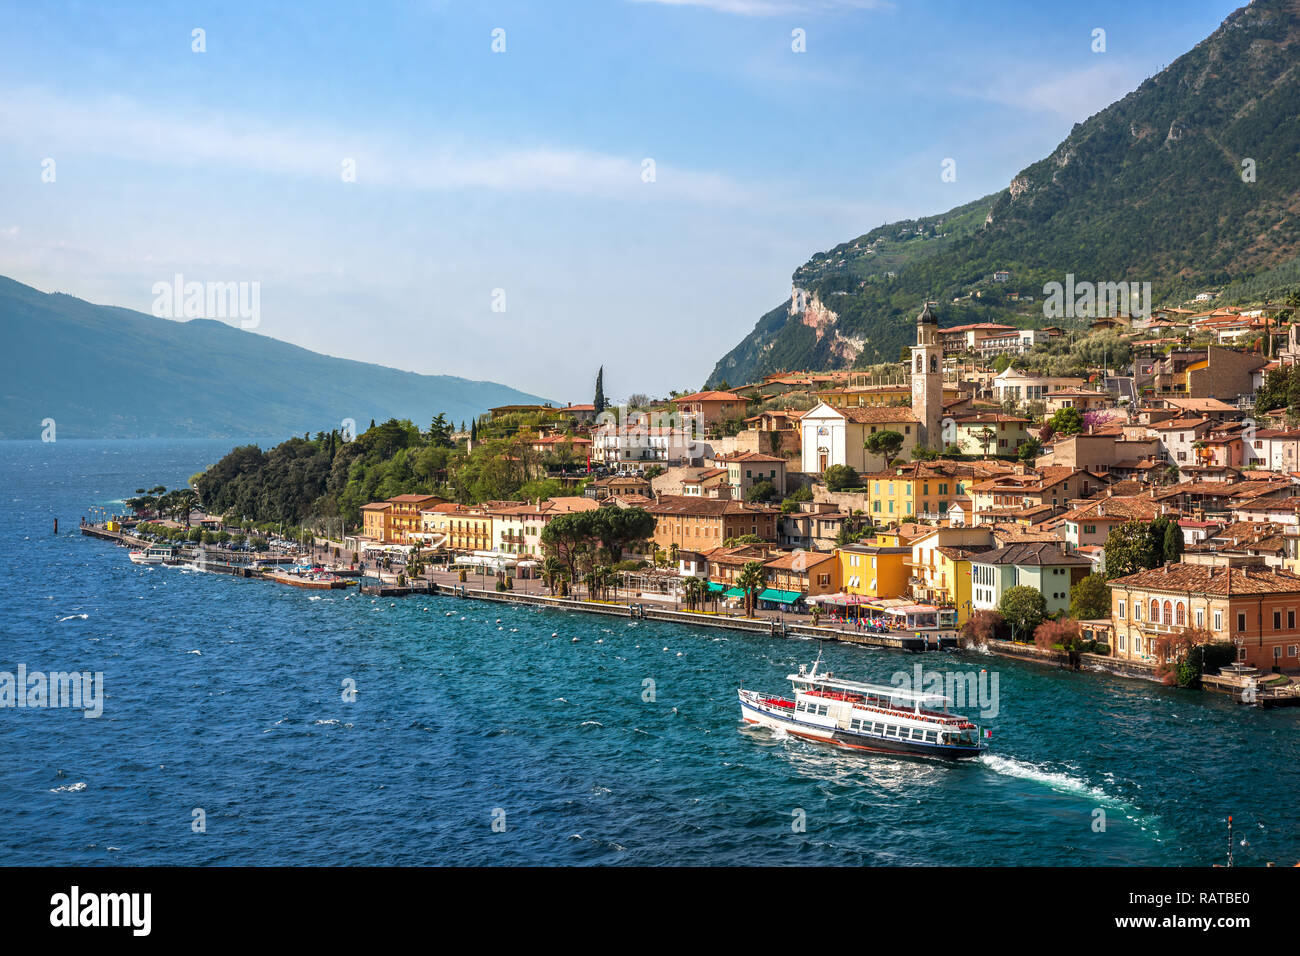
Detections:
[591, 425, 708, 469]
[800, 402, 920, 474]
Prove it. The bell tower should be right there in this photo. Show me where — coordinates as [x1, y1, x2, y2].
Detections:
[911, 302, 944, 451]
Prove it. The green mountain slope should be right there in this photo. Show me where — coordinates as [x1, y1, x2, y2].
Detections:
[709, 0, 1300, 387]
[0, 275, 551, 439]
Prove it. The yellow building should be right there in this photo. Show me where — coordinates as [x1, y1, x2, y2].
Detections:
[420, 504, 494, 552]
[386, 494, 446, 544]
[864, 463, 976, 524]
[836, 543, 910, 600]
[360, 502, 393, 543]
[907, 527, 996, 625]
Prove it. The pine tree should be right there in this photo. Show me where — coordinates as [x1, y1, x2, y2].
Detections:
[594, 366, 607, 416]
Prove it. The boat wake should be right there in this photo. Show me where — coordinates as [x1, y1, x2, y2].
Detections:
[981, 753, 1164, 838]
[979, 753, 1109, 799]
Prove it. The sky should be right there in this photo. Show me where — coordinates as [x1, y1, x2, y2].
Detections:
[0, 0, 1240, 404]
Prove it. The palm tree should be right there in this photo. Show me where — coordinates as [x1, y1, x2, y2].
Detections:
[736, 560, 767, 618]
[542, 556, 564, 595]
[683, 576, 703, 611]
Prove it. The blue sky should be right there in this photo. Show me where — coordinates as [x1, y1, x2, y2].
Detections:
[1, 0, 1237, 403]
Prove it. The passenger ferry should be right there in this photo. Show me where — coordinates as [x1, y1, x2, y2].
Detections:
[739, 654, 988, 760]
[128, 545, 174, 565]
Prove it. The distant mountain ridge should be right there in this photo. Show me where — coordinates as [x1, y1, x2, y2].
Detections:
[708, 0, 1300, 387]
[0, 275, 551, 439]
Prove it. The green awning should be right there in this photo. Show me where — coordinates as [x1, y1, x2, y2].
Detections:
[724, 587, 746, 598]
[759, 588, 803, 604]
[705, 581, 726, 593]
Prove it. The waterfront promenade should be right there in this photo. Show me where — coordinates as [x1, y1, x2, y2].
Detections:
[80, 522, 1177, 678]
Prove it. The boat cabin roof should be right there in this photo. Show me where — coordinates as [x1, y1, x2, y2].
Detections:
[789, 672, 950, 707]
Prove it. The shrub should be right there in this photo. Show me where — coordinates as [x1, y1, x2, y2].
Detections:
[823, 464, 859, 493]
[961, 609, 1004, 645]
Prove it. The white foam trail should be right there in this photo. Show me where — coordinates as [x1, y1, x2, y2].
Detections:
[50, 781, 87, 793]
[980, 753, 1111, 801]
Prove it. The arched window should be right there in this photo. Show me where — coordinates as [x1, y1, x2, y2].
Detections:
[915, 355, 923, 373]
[1163, 601, 1173, 625]
[1176, 602, 1186, 626]
[1150, 599, 1160, 623]
[930, 355, 938, 374]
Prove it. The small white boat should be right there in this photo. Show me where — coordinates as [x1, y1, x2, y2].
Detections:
[128, 546, 174, 565]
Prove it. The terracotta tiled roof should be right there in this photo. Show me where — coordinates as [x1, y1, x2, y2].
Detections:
[647, 495, 779, 517]
[674, 390, 745, 403]
[1060, 493, 1161, 522]
[837, 406, 920, 424]
[1108, 563, 1300, 595]
[763, 551, 836, 572]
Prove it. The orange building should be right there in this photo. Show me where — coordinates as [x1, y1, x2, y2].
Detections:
[672, 390, 748, 430]
[647, 495, 779, 552]
[1108, 563, 1300, 672]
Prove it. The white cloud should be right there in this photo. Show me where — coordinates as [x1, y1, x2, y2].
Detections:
[629, 0, 891, 16]
[0, 86, 752, 205]
[960, 62, 1148, 122]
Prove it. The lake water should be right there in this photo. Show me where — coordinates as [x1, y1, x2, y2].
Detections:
[2, 439, 1297, 865]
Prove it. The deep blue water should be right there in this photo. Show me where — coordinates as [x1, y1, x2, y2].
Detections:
[2, 439, 1298, 866]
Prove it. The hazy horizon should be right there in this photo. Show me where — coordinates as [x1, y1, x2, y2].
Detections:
[1, 0, 1235, 402]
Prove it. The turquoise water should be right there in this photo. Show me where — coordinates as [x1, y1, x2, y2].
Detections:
[1, 439, 1297, 865]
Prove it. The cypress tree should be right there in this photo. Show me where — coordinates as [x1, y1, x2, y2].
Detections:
[594, 366, 606, 415]
[1162, 519, 1184, 564]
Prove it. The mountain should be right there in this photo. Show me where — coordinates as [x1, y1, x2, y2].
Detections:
[708, 0, 1300, 387]
[0, 276, 552, 439]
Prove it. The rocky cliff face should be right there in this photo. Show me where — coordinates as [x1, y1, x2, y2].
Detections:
[708, 0, 1300, 388]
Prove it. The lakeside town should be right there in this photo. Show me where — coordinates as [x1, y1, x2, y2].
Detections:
[85, 297, 1300, 706]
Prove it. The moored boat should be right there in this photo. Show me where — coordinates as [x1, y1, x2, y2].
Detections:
[739, 653, 989, 760]
[128, 545, 174, 565]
